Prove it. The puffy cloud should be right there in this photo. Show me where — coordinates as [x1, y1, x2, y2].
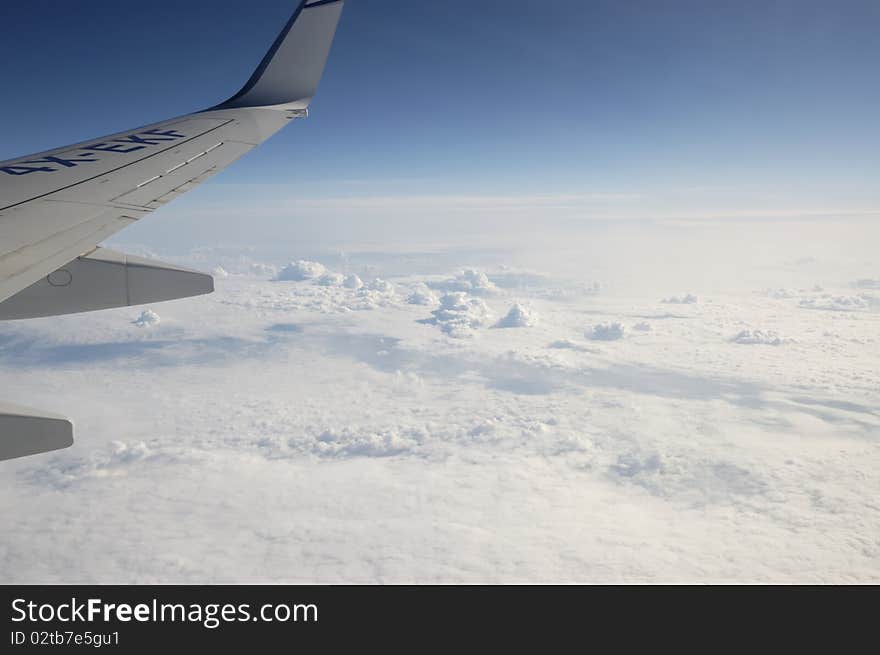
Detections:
[367, 278, 395, 294]
[429, 269, 498, 296]
[212, 266, 229, 279]
[853, 278, 880, 290]
[132, 310, 160, 328]
[586, 322, 625, 341]
[343, 274, 364, 290]
[313, 428, 423, 458]
[407, 284, 438, 306]
[495, 303, 537, 328]
[421, 292, 492, 337]
[275, 260, 326, 281]
[316, 272, 345, 287]
[632, 322, 652, 332]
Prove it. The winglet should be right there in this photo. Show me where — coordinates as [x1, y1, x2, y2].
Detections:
[216, 0, 345, 111]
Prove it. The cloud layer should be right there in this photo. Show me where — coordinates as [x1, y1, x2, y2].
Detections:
[1, 239, 878, 584]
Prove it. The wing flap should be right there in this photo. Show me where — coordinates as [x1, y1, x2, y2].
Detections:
[0, 205, 138, 303]
[112, 140, 254, 207]
[0, 117, 234, 211]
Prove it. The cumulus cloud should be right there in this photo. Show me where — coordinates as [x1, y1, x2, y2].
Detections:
[632, 322, 652, 332]
[661, 294, 698, 304]
[316, 272, 345, 286]
[314, 427, 423, 458]
[731, 329, 790, 345]
[429, 269, 498, 296]
[586, 322, 625, 341]
[367, 278, 395, 294]
[853, 278, 880, 289]
[325, 278, 399, 312]
[495, 303, 538, 328]
[343, 274, 364, 290]
[212, 266, 229, 279]
[407, 284, 438, 306]
[132, 310, 160, 328]
[421, 292, 492, 337]
[275, 260, 326, 281]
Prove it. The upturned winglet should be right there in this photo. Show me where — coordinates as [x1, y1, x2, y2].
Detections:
[215, 0, 345, 110]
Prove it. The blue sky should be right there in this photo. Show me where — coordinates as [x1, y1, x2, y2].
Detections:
[1, 0, 879, 227]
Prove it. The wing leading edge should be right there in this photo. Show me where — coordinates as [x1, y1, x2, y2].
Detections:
[0, 0, 345, 462]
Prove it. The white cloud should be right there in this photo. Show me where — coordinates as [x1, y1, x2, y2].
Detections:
[421, 292, 493, 337]
[586, 322, 625, 341]
[316, 272, 345, 286]
[2, 230, 879, 584]
[367, 278, 395, 294]
[731, 329, 790, 346]
[343, 274, 363, 290]
[313, 427, 423, 458]
[407, 284, 438, 306]
[429, 269, 498, 296]
[495, 303, 537, 328]
[275, 260, 326, 281]
[132, 310, 160, 328]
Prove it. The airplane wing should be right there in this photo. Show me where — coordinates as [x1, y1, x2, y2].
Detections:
[0, 0, 345, 460]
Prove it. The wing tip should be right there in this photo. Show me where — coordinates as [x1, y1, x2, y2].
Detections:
[214, 0, 345, 111]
